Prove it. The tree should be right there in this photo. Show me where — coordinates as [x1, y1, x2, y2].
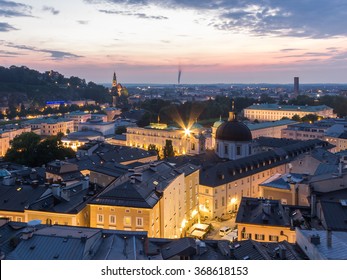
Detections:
[4, 132, 75, 167]
[115, 126, 126, 135]
[292, 114, 301, 122]
[301, 114, 319, 123]
[148, 144, 159, 159]
[4, 132, 41, 166]
[163, 140, 175, 158]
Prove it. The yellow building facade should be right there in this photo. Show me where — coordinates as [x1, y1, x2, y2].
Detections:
[126, 123, 205, 156]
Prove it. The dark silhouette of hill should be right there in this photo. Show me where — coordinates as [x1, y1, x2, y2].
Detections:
[0, 65, 111, 107]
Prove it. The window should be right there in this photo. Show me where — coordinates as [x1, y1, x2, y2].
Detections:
[222, 197, 225, 207]
[214, 199, 218, 209]
[125, 209, 130, 213]
[224, 145, 228, 154]
[236, 146, 241, 155]
[241, 232, 252, 239]
[109, 215, 116, 225]
[136, 217, 143, 227]
[255, 234, 265, 241]
[269, 235, 279, 242]
[124, 216, 131, 226]
[97, 214, 104, 224]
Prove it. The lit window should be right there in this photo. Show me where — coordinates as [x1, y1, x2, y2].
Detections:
[269, 235, 279, 242]
[124, 216, 131, 226]
[255, 234, 265, 241]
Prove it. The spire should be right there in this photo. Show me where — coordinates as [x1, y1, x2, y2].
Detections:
[112, 71, 117, 88]
[228, 100, 236, 121]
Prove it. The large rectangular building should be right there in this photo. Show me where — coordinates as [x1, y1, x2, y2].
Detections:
[244, 104, 336, 121]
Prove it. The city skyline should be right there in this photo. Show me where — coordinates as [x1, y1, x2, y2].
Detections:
[1, 0, 347, 84]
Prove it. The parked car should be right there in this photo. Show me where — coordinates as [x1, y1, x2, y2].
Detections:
[219, 226, 232, 236]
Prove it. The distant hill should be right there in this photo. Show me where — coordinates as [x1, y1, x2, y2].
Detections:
[0, 65, 112, 107]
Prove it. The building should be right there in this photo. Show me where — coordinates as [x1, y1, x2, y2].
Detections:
[169, 138, 329, 220]
[65, 111, 91, 132]
[248, 119, 298, 139]
[282, 122, 327, 140]
[26, 178, 91, 227]
[104, 107, 122, 122]
[76, 142, 158, 165]
[214, 109, 253, 160]
[0, 124, 31, 157]
[296, 229, 347, 260]
[126, 122, 206, 156]
[110, 72, 128, 107]
[259, 173, 309, 206]
[89, 161, 200, 238]
[244, 104, 336, 121]
[78, 119, 115, 136]
[61, 131, 104, 151]
[26, 118, 74, 136]
[294, 77, 299, 96]
[235, 197, 296, 243]
[324, 131, 347, 153]
[45, 160, 82, 182]
[0, 220, 303, 260]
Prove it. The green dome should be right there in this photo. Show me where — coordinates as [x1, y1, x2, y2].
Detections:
[213, 120, 224, 128]
[0, 169, 11, 178]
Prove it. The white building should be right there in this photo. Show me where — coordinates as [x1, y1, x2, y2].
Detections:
[78, 119, 115, 136]
[244, 104, 336, 121]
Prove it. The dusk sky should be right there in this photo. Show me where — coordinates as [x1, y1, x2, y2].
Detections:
[1, 0, 347, 84]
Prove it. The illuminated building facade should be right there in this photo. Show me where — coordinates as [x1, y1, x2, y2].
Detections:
[244, 104, 336, 121]
[65, 111, 91, 132]
[126, 123, 205, 156]
[89, 162, 199, 238]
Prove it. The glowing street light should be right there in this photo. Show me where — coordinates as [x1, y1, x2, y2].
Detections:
[184, 128, 191, 136]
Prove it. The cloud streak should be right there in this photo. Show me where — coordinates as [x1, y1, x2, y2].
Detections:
[0, 22, 17, 32]
[5, 43, 83, 60]
[0, 0, 32, 17]
[42, 6, 60, 15]
[98, 9, 168, 20]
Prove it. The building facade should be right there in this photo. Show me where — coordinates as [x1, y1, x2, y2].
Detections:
[126, 123, 205, 156]
[244, 104, 336, 121]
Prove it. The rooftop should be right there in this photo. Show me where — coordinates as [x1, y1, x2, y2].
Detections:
[246, 104, 332, 112]
[236, 197, 291, 227]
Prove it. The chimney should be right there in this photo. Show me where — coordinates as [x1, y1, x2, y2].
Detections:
[150, 163, 157, 172]
[60, 189, 70, 202]
[82, 176, 89, 190]
[262, 201, 271, 215]
[327, 229, 332, 248]
[339, 160, 343, 176]
[311, 194, 316, 217]
[21, 228, 34, 240]
[51, 184, 61, 198]
[133, 173, 143, 182]
[310, 234, 320, 245]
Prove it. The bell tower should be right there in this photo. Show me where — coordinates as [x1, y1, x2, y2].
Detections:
[112, 72, 117, 88]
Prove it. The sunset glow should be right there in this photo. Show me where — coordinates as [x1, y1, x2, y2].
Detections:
[1, 0, 347, 83]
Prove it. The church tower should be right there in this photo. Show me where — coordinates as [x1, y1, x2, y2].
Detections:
[215, 101, 253, 160]
[112, 72, 117, 88]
